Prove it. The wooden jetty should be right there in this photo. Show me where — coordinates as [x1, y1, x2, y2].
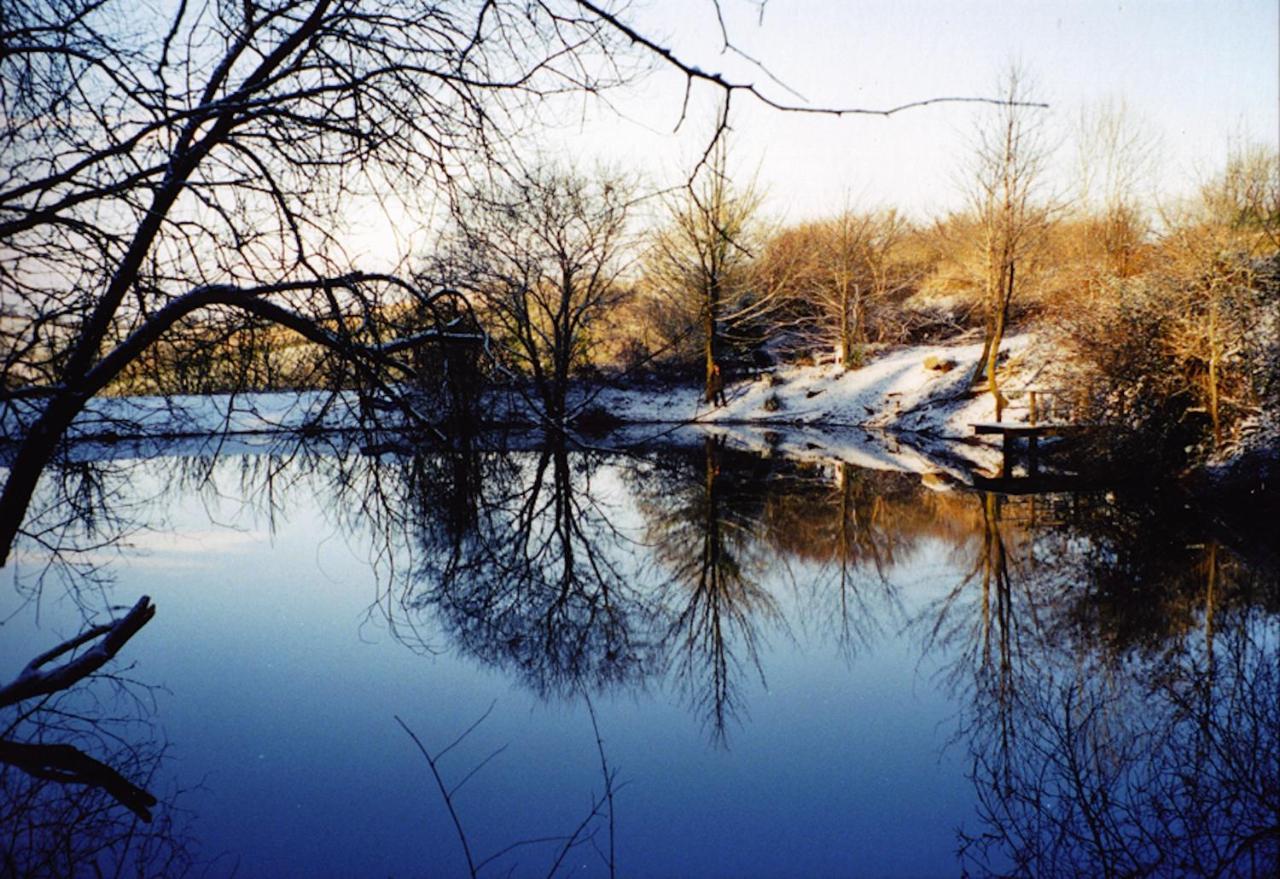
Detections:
[971, 387, 1093, 486]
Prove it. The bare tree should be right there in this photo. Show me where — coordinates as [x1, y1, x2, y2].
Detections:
[966, 64, 1053, 417]
[432, 167, 634, 426]
[643, 131, 770, 403]
[1073, 97, 1158, 279]
[1, 0, 642, 562]
[763, 208, 916, 369]
[397, 697, 622, 879]
[1193, 143, 1280, 255]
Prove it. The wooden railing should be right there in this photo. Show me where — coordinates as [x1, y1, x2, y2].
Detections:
[996, 387, 1079, 425]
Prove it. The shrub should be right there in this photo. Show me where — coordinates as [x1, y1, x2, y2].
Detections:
[1054, 252, 1278, 471]
[616, 337, 652, 374]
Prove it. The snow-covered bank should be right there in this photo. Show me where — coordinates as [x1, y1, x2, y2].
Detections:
[591, 334, 1038, 435]
[1, 335, 1053, 479]
[0, 388, 365, 444]
[585, 334, 1049, 475]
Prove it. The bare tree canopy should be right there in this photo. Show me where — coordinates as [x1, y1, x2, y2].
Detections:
[965, 63, 1053, 412]
[761, 208, 917, 370]
[430, 166, 634, 425]
[643, 132, 770, 403]
[0, 0, 649, 562]
[0, 0, 643, 559]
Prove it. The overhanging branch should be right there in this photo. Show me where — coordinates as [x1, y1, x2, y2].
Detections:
[0, 595, 155, 709]
[576, 0, 1049, 120]
[76, 275, 482, 402]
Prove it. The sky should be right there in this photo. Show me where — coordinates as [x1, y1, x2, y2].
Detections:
[558, 0, 1279, 217]
[348, 0, 1280, 266]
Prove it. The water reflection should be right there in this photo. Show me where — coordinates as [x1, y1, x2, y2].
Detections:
[0, 597, 199, 877]
[632, 437, 783, 740]
[2, 430, 1277, 875]
[933, 491, 1280, 877]
[405, 433, 660, 697]
[961, 605, 1280, 878]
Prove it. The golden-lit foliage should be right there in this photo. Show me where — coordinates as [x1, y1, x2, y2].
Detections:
[756, 210, 921, 367]
[1050, 146, 1280, 461]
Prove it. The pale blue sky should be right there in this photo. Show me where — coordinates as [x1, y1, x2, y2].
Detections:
[347, 1, 1278, 265]
[553, 0, 1279, 221]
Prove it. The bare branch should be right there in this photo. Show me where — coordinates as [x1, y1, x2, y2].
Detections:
[575, 0, 1048, 121]
[0, 595, 155, 709]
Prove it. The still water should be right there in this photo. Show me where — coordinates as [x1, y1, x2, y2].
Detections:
[2, 432, 1277, 877]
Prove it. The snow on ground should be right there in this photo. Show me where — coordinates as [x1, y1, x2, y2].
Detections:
[588, 334, 1043, 476]
[2, 335, 1050, 480]
[589, 334, 1039, 433]
[704, 335, 1035, 436]
[0, 389, 369, 443]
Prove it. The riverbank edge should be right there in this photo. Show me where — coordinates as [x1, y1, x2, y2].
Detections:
[3, 333, 1275, 501]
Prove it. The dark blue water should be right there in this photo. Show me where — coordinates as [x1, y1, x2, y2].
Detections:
[2, 437, 1276, 877]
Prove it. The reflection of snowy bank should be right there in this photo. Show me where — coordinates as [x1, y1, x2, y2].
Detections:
[2, 336, 1053, 481]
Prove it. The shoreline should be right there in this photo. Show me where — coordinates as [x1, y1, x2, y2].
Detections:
[0, 336, 1026, 477]
[3, 332, 1275, 501]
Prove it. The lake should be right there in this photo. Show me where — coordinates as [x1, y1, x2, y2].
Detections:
[2, 430, 1277, 877]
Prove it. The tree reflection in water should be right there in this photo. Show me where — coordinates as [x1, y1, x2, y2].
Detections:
[761, 460, 929, 657]
[3, 431, 1277, 873]
[937, 490, 1280, 877]
[400, 431, 661, 698]
[629, 436, 783, 741]
[379, 433, 928, 742]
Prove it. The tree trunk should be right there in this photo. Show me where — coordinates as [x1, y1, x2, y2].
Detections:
[704, 277, 722, 403]
[0, 392, 85, 564]
[970, 319, 995, 389]
[986, 261, 1015, 421]
[851, 297, 865, 368]
[1207, 299, 1222, 449]
[839, 291, 853, 370]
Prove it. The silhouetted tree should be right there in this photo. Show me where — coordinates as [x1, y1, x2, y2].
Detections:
[432, 168, 634, 425]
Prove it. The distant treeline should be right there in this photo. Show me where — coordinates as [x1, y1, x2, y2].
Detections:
[102, 142, 1278, 470]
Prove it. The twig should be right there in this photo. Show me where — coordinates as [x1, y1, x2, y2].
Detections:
[0, 596, 155, 709]
[437, 699, 498, 762]
[584, 694, 617, 879]
[450, 744, 509, 798]
[395, 714, 480, 879]
[544, 794, 607, 879]
[575, 0, 1049, 120]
